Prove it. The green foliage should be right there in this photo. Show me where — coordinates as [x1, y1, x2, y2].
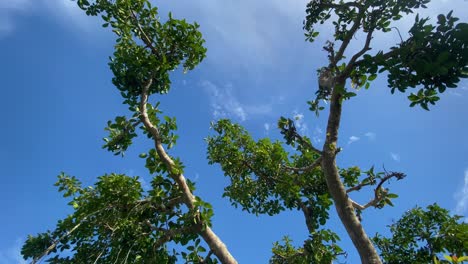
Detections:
[435, 255, 468, 264]
[103, 116, 139, 156]
[270, 231, 343, 264]
[306, 1, 467, 110]
[354, 11, 468, 110]
[23, 0, 468, 263]
[374, 204, 468, 264]
[207, 119, 331, 227]
[21, 0, 216, 263]
[304, 0, 430, 43]
[78, 0, 206, 107]
[22, 172, 217, 263]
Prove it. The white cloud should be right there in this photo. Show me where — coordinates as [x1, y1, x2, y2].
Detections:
[138, 177, 151, 191]
[264, 123, 270, 132]
[449, 91, 463, 97]
[364, 132, 376, 141]
[293, 111, 308, 135]
[193, 173, 200, 182]
[202, 80, 247, 121]
[454, 169, 468, 216]
[312, 126, 323, 144]
[202, 80, 274, 121]
[390, 152, 401, 162]
[0, 238, 26, 264]
[348, 136, 360, 145]
[0, 0, 103, 37]
[43, 0, 101, 33]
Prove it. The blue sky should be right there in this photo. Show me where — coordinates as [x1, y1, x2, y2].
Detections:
[1, 0, 468, 263]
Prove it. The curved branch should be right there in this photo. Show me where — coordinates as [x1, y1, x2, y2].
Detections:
[341, 29, 374, 77]
[282, 157, 322, 173]
[321, 79, 382, 263]
[130, 10, 159, 56]
[291, 129, 322, 155]
[333, 5, 366, 65]
[349, 171, 406, 210]
[139, 79, 237, 264]
[32, 222, 83, 264]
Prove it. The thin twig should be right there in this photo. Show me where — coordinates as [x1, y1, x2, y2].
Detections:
[349, 171, 406, 210]
[282, 157, 322, 173]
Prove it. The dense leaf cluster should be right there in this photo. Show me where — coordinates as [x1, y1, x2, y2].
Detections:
[79, 0, 206, 107]
[374, 204, 468, 264]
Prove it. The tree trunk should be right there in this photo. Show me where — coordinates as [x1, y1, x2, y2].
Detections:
[321, 80, 382, 264]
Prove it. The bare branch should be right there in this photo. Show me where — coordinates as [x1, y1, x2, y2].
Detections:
[291, 129, 323, 155]
[349, 171, 406, 210]
[333, 6, 366, 65]
[298, 200, 316, 233]
[32, 206, 114, 264]
[282, 157, 322, 173]
[150, 223, 201, 249]
[93, 249, 106, 264]
[341, 29, 374, 77]
[32, 222, 83, 264]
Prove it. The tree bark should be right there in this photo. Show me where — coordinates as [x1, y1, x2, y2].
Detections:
[321, 80, 382, 264]
[140, 79, 237, 264]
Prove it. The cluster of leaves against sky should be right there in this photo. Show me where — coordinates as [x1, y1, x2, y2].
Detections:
[21, 0, 467, 263]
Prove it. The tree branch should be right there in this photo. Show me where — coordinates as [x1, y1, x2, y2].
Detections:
[130, 10, 159, 56]
[349, 171, 406, 210]
[341, 29, 374, 77]
[139, 79, 237, 264]
[149, 223, 201, 249]
[291, 129, 322, 155]
[333, 6, 366, 65]
[321, 78, 383, 263]
[201, 250, 214, 264]
[298, 200, 316, 233]
[322, 2, 363, 9]
[32, 222, 83, 264]
[282, 157, 322, 173]
[353, 48, 399, 69]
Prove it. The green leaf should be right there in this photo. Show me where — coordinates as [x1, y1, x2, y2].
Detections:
[368, 74, 377, 81]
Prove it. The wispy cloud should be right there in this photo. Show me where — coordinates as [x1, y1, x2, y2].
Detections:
[264, 123, 271, 134]
[192, 173, 200, 182]
[203, 81, 247, 121]
[348, 136, 360, 145]
[390, 152, 401, 162]
[0, 238, 26, 264]
[454, 169, 468, 216]
[293, 111, 308, 135]
[364, 132, 376, 141]
[0, 0, 102, 37]
[312, 126, 323, 144]
[0, 0, 33, 36]
[202, 80, 274, 121]
[138, 177, 151, 191]
[42, 0, 101, 33]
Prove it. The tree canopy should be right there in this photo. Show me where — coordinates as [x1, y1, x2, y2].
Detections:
[21, 0, 468, 263]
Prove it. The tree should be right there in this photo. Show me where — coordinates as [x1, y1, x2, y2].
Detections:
[21, 0, 468, 263]
[374, 204, 468, 264]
